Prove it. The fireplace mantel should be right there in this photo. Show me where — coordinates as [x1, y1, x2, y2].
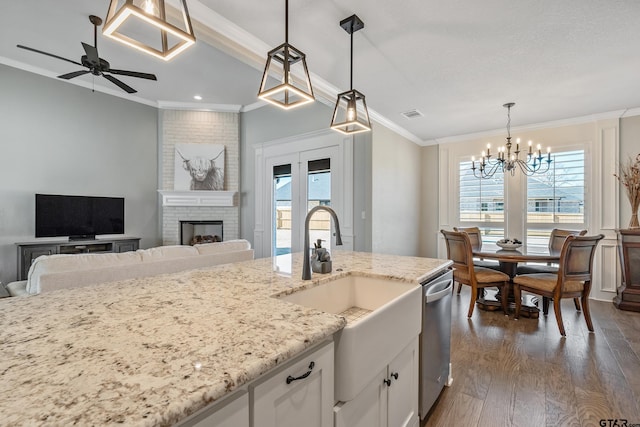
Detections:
[158, 190, 237, 207]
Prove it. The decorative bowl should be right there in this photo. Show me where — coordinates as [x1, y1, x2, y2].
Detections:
[496, 239, 522, 250]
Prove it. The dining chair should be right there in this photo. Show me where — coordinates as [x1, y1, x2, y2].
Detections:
[516, 228, 587, 311]
[441, 229, 510, 317]
[516, 228, 588, 274]
[512, 234, 604, 336]
[452, 226, 501, 294]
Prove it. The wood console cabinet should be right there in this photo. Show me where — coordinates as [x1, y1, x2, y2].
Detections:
[16, 237, 140, 281]
[614, 229, 640, 312]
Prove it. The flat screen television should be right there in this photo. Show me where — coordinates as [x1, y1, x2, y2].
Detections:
[35, 194, 125, 240]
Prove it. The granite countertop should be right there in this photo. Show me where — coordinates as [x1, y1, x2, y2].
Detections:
[0, 251, 451, 426]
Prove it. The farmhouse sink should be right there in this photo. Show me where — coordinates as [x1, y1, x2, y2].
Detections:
[279, 274, 422, 402]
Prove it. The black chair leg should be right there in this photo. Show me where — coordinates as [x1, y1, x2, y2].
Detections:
[543, 297, 550, 316]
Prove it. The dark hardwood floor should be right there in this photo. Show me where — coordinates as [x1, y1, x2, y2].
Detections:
[422, 287, 640, 427]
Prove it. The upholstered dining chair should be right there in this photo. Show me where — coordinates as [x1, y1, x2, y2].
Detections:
[441, 229, 510, 317]
[516, 228, 588, 274]
[453, 226, 501, 294]
[513, 234, 604, 336]
[516, 228, 587, 311]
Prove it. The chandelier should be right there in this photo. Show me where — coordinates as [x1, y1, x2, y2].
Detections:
[472, 103, 552, 179]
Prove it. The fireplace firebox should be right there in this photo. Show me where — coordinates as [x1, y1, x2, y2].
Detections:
[180, 221, 223, 245]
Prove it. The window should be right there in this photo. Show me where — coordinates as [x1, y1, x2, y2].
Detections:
[458, 149, 586, 253]
[526, 149, 585, 252]
[459, 161, 504, 249]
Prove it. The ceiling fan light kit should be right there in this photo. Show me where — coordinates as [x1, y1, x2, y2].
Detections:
[330, 14, 372, 135]
[102, 0, 196, 61]
[258, 0, 315, 110]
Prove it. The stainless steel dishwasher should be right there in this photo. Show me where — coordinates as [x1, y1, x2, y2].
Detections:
[419, 269, 454, 420]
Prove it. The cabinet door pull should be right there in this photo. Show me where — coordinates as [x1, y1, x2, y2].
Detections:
[390, 372, 399, 380]
[383, 378, 391, 387]
[286, 361, 315, 384]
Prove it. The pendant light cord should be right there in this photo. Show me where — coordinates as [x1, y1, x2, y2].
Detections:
[350, 21, 354, 90]
[285, 0, 288, 43]
[506, 104, 511, 139]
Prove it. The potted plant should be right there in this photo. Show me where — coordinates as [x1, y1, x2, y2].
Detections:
[615, 153, 640, 229]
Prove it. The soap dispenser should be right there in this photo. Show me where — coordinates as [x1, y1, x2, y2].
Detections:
[311, 239, 332, 274]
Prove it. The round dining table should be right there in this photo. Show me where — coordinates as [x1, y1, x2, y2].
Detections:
[472, 247, 561, 318]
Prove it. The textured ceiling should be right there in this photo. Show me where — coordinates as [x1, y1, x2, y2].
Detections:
[2, 0, 640, 144]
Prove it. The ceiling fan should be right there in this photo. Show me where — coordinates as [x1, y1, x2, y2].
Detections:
[17, 15, 157, 94]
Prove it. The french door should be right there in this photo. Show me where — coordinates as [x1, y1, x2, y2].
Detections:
[258, 140, 344, 258]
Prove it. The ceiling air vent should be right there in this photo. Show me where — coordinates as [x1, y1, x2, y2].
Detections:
[401, 109, 424, 119]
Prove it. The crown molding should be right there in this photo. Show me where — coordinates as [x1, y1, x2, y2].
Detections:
[157, 101, 241, 112]
[240, 100, 266, 112]
[619, 107, 640, 118]
[432, 108, 635, 146]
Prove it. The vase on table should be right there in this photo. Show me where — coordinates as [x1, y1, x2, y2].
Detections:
[615, 153, 640, 229]
[630, 209, 639, 229]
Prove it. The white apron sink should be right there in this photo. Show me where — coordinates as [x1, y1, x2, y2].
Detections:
[279, 274, 422, 402]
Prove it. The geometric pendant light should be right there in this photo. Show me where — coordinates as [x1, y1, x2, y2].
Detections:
[258, 0, 315, 109]
[102, 0, 196, 61]
[330, 14, 371, 135]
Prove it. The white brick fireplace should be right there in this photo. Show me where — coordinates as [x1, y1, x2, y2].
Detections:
[159, 109, 240, 245]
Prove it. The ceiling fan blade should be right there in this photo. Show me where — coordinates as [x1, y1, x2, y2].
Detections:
[81, 42, 99, 64]
[103, 74, 137, 94]
[109, 69, 157, 81]
[17, 44, 83, 67]
[58, 70, 91, 80]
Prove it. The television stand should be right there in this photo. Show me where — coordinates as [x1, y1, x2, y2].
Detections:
[15, 237, 140, 281]
[69, 235, 96, 241]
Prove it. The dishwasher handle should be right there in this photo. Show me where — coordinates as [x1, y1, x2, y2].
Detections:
[425, 279, 453, 303]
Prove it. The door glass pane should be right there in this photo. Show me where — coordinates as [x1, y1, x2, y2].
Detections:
[274, 164, 292, 256]
[307, 159, 331, 250]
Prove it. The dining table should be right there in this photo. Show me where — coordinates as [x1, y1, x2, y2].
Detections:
[472, 246, 561, 318]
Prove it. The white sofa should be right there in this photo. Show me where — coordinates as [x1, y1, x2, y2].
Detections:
[6, 239, 253, 296]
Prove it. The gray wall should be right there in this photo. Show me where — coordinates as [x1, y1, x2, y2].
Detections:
[419, 144, 439, 258]
[352, 132, 373, 252]
[0, 64, 159, 284]
[620, 116, 640, 228]
[371, 123, 423, 256]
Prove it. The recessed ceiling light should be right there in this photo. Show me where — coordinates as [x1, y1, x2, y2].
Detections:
[193, 95, 203, 101]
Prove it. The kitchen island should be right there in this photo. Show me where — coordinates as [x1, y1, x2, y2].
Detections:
[0, 251, 450, 426]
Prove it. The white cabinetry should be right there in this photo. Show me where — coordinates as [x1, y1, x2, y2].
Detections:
[334, 337, 419, 427]
[176, 341, 334, 427]
[253, 341, 334, 427]
[177, 390, 249, 427]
